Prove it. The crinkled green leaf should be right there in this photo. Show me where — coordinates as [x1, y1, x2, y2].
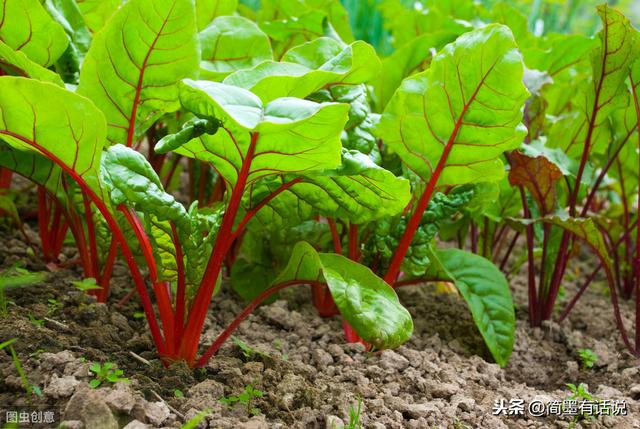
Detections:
[273, 241, 413, 349]
[377, 24, 529, 187]
[167, 79, 348, 185]
[363, 186, 475, 277]
[199, 16, 272, 81]
[77, 0, 199, 145]
[249, 149, 410, 227]
[423, 248, 515, 367]
[0, 0, 68, 66]
[196, 0, 237, 30]
[224, 38, 379, 103]
[0, 77, 106, 197]
[101, 144, 189, 230]
[0, 41, 64, 86]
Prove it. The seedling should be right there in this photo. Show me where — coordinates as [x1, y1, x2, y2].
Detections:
[71, 278, 102, 293]
[232, 336, 269, 361]
[566, 383, 597, 427]
[346, 396, 363, 429]
[0, 338, 41, 400]
[46, 298, 61, 316]
[88, 362, 129, 388]
[273, 339, 288, 361]
[174, 389, 184, 398]
[220, 385, 264, 416]
[577, 348, 599, 369]
[27, 313, 44, 327]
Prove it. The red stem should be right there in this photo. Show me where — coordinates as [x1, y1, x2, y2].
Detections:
[630, 71, 640, 352]
[0, 167, 12, 188]
[97, 237, 119, 302]
[328, 218, 342, 255]
[171, 222, 186, 352]
[383, 63, 492, 284]
[179, 132, 258, 364]
[82, 193, 100, 280]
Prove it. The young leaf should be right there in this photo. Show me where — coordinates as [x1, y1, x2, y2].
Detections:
[224, 38, 379, 103]
[161, 79, 348, 186]
[422, 248, 515, 367]
[77, 0, 199, 146]
[377, 24, 529, 188]
[0, 77, 107, 197]
[273, 242, 413, 349]
[0, 0, 69, 66]
[508, 151, 563, 215]
[199, 16, 272, 81]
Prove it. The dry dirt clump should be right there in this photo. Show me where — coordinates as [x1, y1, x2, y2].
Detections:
[0, 228, 639, 428]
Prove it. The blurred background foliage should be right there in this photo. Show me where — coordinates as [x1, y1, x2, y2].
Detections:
[338, 0, 640, 55]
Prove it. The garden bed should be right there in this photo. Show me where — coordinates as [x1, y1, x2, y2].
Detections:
[1, 226, 638, 429]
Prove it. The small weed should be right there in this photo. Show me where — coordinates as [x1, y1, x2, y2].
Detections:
[1, 338, 41, 400]
[133, 311, 145, 319]
[174, 389, 184, 398]
[220, 384, 263, 416]
[232, 336, 269, 360]
[71, 277, 102, 293]
[566, 383, 597, 428]
[272, 339, 288, 360]
[346, 396, 363, 429]
[577, 348, 598, 369]
[27, 313, 44, 327]
[89, 362, 129, 388]
[46, 298, 61, 316]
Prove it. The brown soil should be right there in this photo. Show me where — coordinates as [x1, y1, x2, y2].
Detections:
[0, 225, 639, 429]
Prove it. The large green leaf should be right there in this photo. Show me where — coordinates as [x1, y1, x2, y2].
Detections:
[273, 242, 413, 349]
[0, 41, 64, 86]
[0, 77, 106, 196]
[546, 5, 639, 158]
[199, 15, 272, 81]
[224, 38, 379, 103]
[423, 248, 515, 367]
[0, 0, 68, 67]
[161, 79, 348, 186]
[195, 0, 237, 31]
[377, 24, 529, 187]
[77, 0, 199, 146]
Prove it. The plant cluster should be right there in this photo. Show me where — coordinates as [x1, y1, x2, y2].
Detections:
[0, 0, 639, 374]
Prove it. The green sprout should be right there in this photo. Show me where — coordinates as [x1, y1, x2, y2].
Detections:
[220, 384, 264, 416]
[577, 348, 598, 369]
[89, 362, 129, 388]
